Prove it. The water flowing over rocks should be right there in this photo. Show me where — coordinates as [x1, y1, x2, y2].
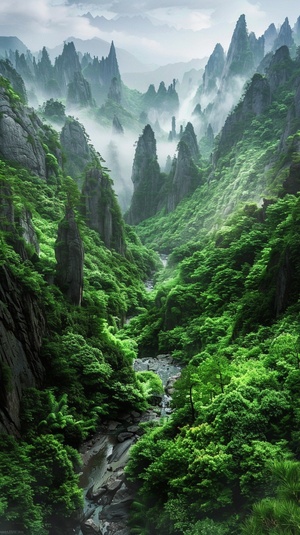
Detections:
[76, 355, 181, 535]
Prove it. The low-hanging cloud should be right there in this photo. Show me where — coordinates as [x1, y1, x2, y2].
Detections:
[0, 0, 100, 50]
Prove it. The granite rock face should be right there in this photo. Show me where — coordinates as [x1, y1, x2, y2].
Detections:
[166, 122, 200, 213]
[266, 45, 294, 94]
[273, 17, 294, 52]
[54, 41, 82, 94]
[222, 14, 255, 81]
[202, 43, 225, 95]
[55, 206, 84, 306]
[60, 117, 94, 183]
[125, 124, 162, 225]
[67, 71, 94, 108]
[0, 265, 45, 435]
[81, 166, 126, 255]
[0, 59, 27, 103]
[0, 83, 47, 178]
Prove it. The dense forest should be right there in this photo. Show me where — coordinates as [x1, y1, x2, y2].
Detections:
[1, 11, 300, 535]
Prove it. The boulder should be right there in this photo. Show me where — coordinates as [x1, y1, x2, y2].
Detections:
[81, 518, 100, 535]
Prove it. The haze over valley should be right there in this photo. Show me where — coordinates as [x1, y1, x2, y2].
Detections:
[1, 2, 300, 535]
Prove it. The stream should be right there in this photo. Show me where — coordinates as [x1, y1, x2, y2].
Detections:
[75, 355, 181, 535]
[74, 254, 177, 535]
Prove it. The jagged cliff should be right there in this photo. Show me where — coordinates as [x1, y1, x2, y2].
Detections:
[214, 46, 294, 161]
[166, 122, 201, 212]
[81, 165, 126, 255]
[0, 265, 46, 435]
[54, 41, 82, 95]
[125, 124, 162, 225]
[67, 71, 94, 108]
[202, 43, 225, 95]
[0, 79, 47, 178]
[126, 122, 202, 221]
[60, 117, 94, 183]
[83, 41, 122, 105]
[0, 60, 27, 103]
[55, 206, 84, 306]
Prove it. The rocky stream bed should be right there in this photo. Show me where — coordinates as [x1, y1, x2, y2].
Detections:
[75, 355, 181, 535]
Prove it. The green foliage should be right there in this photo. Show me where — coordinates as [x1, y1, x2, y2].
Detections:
[136, 371, 164, 403]
[242, 461, 300, 534]
[0, 433, 81, 534]
[42, 98, 66, 124]
[125, 179, 300, 534]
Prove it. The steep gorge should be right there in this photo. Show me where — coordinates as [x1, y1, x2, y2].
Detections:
[1, 12, 300, 535]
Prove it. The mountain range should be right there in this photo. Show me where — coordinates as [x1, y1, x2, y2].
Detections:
[1, 10, 300, 535]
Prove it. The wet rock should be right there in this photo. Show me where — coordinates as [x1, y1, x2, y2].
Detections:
[100, 487, 134, 522]
[81, 518, 101, 534]
[117, 432, 133, 443]
[86, 485, 107, 501]
[108, 439, 134, 463]
[108, 421, 121, 431]
[126, 425, 140, 434]
[106, 478, 123, 493]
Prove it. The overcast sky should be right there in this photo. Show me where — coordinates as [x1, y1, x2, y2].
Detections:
[0, 0, 299, 64]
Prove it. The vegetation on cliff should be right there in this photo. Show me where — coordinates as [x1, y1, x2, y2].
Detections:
[1, 16, 300, 535]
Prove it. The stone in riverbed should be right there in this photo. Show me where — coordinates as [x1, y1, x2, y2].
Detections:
[107, 478, 123, 492]
[81, 518, 100, 534]
[117, 431, 133, 442]
[127, 424, 140, 433]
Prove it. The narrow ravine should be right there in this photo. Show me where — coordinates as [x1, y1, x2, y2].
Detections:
[76, 355, 181, 535]
[74, 255, 178, 535]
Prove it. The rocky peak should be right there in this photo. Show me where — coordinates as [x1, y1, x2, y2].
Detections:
[107, 41, 119, 77]
[266, 45, 293, 94]
[249, 32, 265, 66]
[60, 117, 94, 183]
[125, 124, 162, 225]
[264, 23, 278, 54]
[55, 206, 84, 306]
[36, 46, 55, 93]
[143, 84, 156, 106]
[54, 41, 82, 94]
[100, 40, 121, 87]
[294, 16, 300, 45]
[202, 43, 225, 94]
[180, 122, 199, 161]
[0, 80, 47, 178]
[166, 122, 200, 212]
[81, 166, 126, 255]
[0, 59, 27, 103]
[81, 41, 121, 105]
[242, 73, 271, 115]
[273, 17, 294, 52]
[222, 14, 254, 80]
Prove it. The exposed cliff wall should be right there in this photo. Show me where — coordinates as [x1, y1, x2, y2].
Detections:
[0, 81, 47, 178]
[67, 71, 94, 108]
[81, 166, 126, 255]
[125, 124, 162, 225]
[54, 41, 82, 95]
[202, 43, 225, 95]
[55, 206, 84, 306]
[166, 122, 200, 213]
[0, 265, 45, 435]
[0, 60, 27, 103]
[60, 117, 94, 184]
